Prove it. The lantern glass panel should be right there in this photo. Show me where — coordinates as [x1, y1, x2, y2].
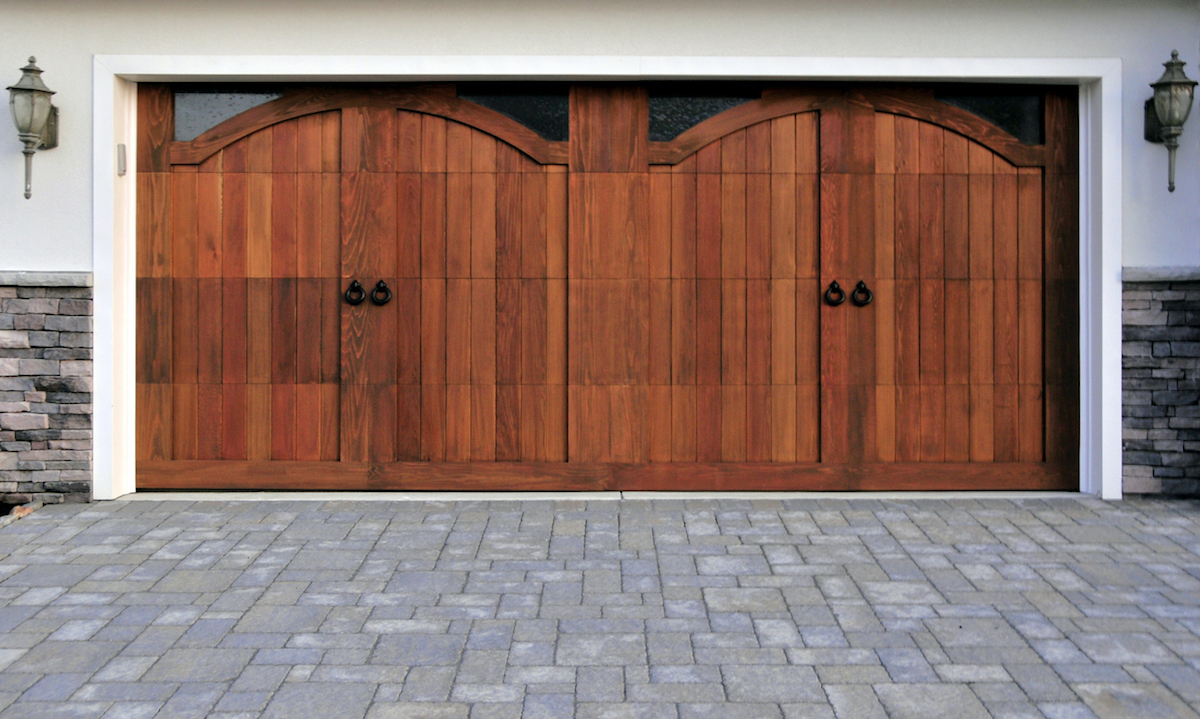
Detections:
[9, 90, 33, 134]
[1155, 84, 1195, 128]
[29, 93, 51, 138]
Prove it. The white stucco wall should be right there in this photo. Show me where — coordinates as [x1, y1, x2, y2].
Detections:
[0, 0, 1196, 270]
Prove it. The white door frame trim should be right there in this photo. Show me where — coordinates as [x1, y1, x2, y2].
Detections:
[91, 54, 1123, 499]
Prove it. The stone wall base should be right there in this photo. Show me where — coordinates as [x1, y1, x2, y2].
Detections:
[0, 277, 92, 504]
[1123, 279, 1200, 496]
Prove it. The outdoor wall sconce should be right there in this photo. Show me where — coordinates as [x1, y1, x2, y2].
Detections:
[1145, 50, 1197, 192]
[7, 57, 57, 200]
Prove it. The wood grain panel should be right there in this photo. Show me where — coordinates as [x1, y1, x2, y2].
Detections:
[570, 85, 648, 172]
[138, 84, 174, 173]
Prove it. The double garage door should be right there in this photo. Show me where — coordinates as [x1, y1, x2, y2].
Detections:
[136, 83, 1078, 491]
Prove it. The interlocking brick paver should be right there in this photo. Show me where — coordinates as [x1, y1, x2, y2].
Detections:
[0, 497, 1199, 716]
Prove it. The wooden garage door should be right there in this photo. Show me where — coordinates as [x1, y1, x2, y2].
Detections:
[137, 83, 1077, 491]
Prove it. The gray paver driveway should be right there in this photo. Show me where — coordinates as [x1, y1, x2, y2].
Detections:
[0, 495, 1199, 718]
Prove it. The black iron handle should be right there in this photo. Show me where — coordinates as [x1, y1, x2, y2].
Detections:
[344, 280, 366, 305]
[824, 281, 846, 306]
[371, 280, 392, 306]
[851, 280, 873, 307]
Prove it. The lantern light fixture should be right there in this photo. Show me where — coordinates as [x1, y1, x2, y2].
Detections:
[1145, 50, 1197, 192]
[6, 57, 57, 200]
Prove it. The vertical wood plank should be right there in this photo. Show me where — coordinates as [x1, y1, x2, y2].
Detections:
[696, 279, 722, 386]
[294, 383, 320, 461]
[136, 385, 169, 460]
[944, 174, 969, 279]
[446, 173, 472, 278]
[496, 384, 520, 461]
[421, 385, 446, 461]
[649, 280, 672, 385]
[271, 384, 295, 460]
[721, 385, 747, 461]
[945, 384, 970, 462]
[171, 171, 198, 278]
[796, 174, 819, 279]
[246, 384, 271, 461]
[137, 84, 173, 173]
[671, 385, 697, 461]
[672, 279, 697, 386]
[447, 121, 473, 173]
[747, 280, 770, 386]
[649, 173, 672, 278]
[221, 384, 247, 460]
[770, 280, 796, 385]
[970, 279, 994, 385]
[397, 173, 422, 278]
[421, 278, 447, 386]
[246, 279, 272, 385]
[945, 280, 970, 385]
[446, 384, 471, 462]
[1018, 383, 1044, 462]
[471, 173, 497, 279]
[994, 383, 1018, 462]
[138, 174, 172, 278]
[394, 384, 421, 461]
[797, 383, 819, 462]
[1018, 168, 1043, 280]
[919, 384, 945, 462]
[672, 173, 697, 279]
[446, 279, 471, 384]
[696, 385, 721, 462]
[472, 279, 497, 385]
[470, 385, 496, 461]
[246, 174, 272, 277]
[746, 175, 770, 279]
[871, 382, 895, 463]
[171, 384, 197, 461]
[994, 169, 1018, 280]
[994, 279, 1019, 385]
[721, 279, 747, 385]
[895, 384, 920, 463]
[270, 278, 296, 386]
[697, 174, 722, 279]
[422, 173, 447, 278]
[970, 384, 995, 462]
[521, 173, 548, 278]
[497, 172, 522, 278]
[546, 171, 568, 279]
[221, 278, 247, 385]
[197, 278, 223, 385]
[770, 115, 796, 173]
[172, 279, 198, 385]
[770, 173, 796, 278]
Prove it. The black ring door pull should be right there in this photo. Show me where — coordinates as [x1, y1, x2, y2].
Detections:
[370, 280, 392, 306]
[824, 281, 846, 306]
[851, 281, 874, 307]
[344, 280, 366, 305]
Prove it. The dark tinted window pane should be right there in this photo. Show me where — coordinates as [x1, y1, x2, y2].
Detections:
[458, 83, 570, 141]
[174, 90, 282, 141]
[936, 88, 1044, 145]
[648, 83, 760, 141]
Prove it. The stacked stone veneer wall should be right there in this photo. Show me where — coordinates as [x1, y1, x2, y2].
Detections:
[0, 275, 92, 504]
[1123, 277, 1200, 495]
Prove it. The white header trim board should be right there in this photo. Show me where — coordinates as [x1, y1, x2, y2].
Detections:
[91, 55, 1123, 500]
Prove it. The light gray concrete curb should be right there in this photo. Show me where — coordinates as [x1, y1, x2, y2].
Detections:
[121, 490, 1086, 502]
[1123, 266, 1200, 282]
[0, 271, 93, 287]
